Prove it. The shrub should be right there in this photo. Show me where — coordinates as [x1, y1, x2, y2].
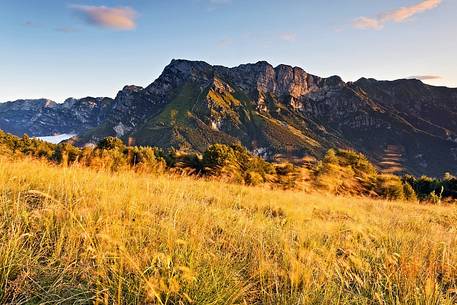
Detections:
[442, 173, 457, 198]
[323, 149, 338, 164]
[53, 143, 81, 165]
[245, 171, 264, 186]
[315, 161, 358, 194]
[202, 144, 237, 173]
[402, 183, 417, 202]
[428, 186, 444, 204]
[315, 149, 378, 196]
[275, 163, 295, 176]
[97, 137, 125, 151]
[201, 144, 273, 184]
[173, 152, 204, 175]
[376, 174, 404, 200]
[334, 149, 377, 177]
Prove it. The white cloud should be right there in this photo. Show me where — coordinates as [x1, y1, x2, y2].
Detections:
[353, 0, 441, 30]
[71, 5, 137, 30]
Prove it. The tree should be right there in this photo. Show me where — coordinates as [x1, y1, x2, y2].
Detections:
[202, 144, 238, 173]
[97, 137, 124, 151]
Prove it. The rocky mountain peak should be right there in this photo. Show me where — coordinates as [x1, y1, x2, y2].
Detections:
[63, 98, 78, 108]
[165, 59, 213, 79]
[121, 85, 143, 93]
[115, 85, 143, 100]
[321, 75, 345, 88]
[149, 59, 343, 100]
[3, 59, 457, 176]
[1, 99, 57, 111]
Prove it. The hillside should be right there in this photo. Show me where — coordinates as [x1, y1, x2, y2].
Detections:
[0, 157, 456, 304]
[2, 60, 457, 176]
[6, 128, 457, 202]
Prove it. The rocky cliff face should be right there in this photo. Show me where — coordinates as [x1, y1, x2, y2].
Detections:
[2, 59, 457, 176]
[0, 97, 114, 136]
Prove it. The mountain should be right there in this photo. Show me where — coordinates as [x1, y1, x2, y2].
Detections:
[0, 97, 113, 136]
[1, 59, 457, 176]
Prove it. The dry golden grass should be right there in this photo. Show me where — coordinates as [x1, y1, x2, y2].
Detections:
[0, 157, 456, 304]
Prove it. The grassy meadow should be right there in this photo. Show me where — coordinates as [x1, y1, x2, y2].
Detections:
[0, 157, 456, 304]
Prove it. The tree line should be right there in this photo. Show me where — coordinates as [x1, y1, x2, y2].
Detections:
[0, 130, 456, 203]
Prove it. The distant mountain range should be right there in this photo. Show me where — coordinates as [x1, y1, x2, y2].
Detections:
[1, 59, 457, 176]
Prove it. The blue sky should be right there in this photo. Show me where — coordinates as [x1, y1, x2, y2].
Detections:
[1, 0, 456, 102]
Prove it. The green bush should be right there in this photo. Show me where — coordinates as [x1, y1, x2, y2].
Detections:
[442, 173, 457, 198]
[202, 144, 238, 175]
[404, 175, 449, 201]
[53, 143, 81, 165]
[97, 137, 125, 151]
[428, 186, 444, 204]
[402, 183, 417, 202]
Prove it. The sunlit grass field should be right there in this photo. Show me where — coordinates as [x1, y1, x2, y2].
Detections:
[0, 157, 456, 304]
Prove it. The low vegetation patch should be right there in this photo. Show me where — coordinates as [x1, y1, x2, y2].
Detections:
[0, 130, 456, 203]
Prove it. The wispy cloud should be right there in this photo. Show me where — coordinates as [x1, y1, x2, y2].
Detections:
[408, 75, 442, 81]
[353, 0, 441, 30]
[70, 5, 137, 30]
[279, 32, 297, 42]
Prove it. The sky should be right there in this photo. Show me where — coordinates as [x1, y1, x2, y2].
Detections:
[1, 0, 456, 102]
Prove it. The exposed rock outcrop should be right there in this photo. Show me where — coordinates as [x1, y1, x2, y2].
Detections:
[2, 59, 457, 176]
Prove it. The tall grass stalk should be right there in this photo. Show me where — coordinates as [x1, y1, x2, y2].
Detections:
[0, 157, 456, 304]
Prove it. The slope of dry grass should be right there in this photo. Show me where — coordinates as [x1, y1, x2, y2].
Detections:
[0, 157, 456, 304]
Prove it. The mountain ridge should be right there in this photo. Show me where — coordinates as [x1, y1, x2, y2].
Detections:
[1, 59, 457, 176]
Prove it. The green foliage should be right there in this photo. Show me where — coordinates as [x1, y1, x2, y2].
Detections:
[402, 183, 417, 202]
[97, 136, 125, 150]
[202, 144, 237, 172]
[124, 146, 166, 172]
[0, 129, 456, 202]
[403, 174, 457, 202]
[429, 187, 444, 204]
[201, 144, 274, 184]
[442, 173, 457, 198]
[53, 143, 80, 165]
[414, 176, 442, 200]
[0, 129, 56, 159]
[173, 152, 205, 175]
